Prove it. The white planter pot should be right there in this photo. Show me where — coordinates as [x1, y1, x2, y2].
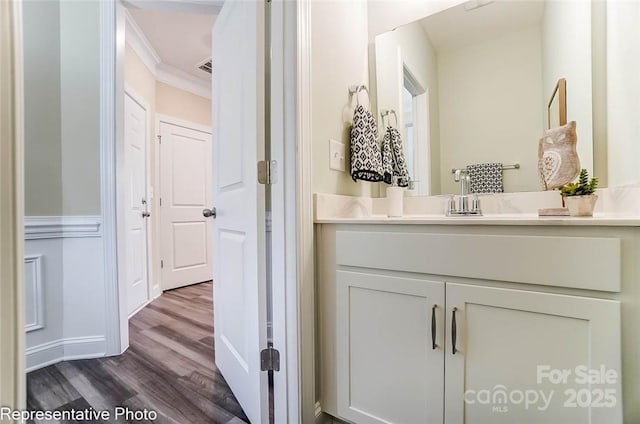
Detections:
[564, 194, 598, 217]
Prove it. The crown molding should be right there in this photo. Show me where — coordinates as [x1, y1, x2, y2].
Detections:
[124, 10, 211, 99]
[124, 9, 160, 73]
[123, 0, 223, 15]
[157, 62, 211, 99]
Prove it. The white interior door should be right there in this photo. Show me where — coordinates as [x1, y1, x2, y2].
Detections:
[124, 93, 149, 316]
[212, 1, 268, 423]
[159, 121, 213, 291]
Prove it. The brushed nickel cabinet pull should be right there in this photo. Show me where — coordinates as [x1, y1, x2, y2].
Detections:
[452, 307, 458, 355]
[431, 305, 437, 350]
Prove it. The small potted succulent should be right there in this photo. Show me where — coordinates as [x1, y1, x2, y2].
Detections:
[560, 169, 599, 216]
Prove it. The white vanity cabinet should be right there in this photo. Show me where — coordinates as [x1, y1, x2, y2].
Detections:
[335, 271, 445, 424]
[317, 224, 629, 424]
[445, 283, 621, 424]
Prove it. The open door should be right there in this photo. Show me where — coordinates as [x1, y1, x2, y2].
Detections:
[159, 121, 213, 291]
[123, 93, 150, 316]
[211, 1, 268, 423]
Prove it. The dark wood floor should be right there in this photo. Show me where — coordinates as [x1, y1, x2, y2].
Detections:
[27, 282, 249, 424]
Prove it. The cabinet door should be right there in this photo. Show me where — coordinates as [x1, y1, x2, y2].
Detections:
[445, 283, 622, 424]
[336, 271, 445, 424]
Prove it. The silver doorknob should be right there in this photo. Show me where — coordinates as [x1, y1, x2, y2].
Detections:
[142, 211, 151, 218]
[203, 207, 217, 218]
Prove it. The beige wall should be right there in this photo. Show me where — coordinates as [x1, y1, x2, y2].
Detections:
[542, 0, 593, 178]
[311, 0, 376, 197]
[606, 0, 640, 187]
[438, 26, 544, 194]
[23, 0, 62, 216]
[307, 0, 462, 198]
[156, 82, 211, 126]
[125, 46, 156, 105]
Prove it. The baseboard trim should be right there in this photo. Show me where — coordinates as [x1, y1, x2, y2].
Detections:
[26, 336, 106, 372]
[315, 402, 342, 424]
[25, 216, 102, 239]
[128, 299, 151, 320]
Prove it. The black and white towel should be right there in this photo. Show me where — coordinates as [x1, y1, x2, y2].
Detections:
[350, 105, 383, 182]
[381, 126, 409, 187]
[467, 163, 504, 193]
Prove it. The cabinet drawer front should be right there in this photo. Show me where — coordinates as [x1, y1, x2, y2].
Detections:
[336, 271, 445, 424]
[445, 283, 622, 424]
[336, 231, 621, 292]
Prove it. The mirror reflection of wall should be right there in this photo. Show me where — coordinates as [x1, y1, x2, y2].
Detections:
[402, 84, 415, 181]
[373, 0, 597, 195]
[376, 20, 441, 195]
[401, 67, 431, 194]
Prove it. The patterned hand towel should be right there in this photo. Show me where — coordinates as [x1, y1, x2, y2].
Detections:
[381, 126, 409, 187]
[350, 105, 384, 182]
[467, 163, 503, 193]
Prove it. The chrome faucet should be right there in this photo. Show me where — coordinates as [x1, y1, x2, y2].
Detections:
[447, 169, 482, 216]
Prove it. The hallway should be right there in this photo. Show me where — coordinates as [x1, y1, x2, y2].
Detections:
[27, 282, 249, 424]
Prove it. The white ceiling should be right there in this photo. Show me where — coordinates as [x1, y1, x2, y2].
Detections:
[421, 0, 546, 52]
[128, 8, 216, 81]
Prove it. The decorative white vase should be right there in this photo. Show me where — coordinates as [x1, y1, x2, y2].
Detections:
[564, 194, 598, 217]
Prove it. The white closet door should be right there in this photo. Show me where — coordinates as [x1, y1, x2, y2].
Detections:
[159, 121, 212, 291]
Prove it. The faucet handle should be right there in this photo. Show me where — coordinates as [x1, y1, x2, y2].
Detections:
[471, 194, 481, 213]
[446, 195, 456, 215]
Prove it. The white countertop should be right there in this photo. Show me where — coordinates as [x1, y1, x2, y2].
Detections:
[314, 191, 640, 226]
[315, 213, 640, 226]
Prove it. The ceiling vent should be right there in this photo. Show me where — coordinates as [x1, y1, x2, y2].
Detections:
[198, 59, 212, 74]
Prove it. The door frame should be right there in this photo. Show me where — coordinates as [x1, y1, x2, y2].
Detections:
[0, 0, 25, 410]
[294, 1, 317, 422]
[119, 86, 154, 317]
[155, 113, 212, 293]
[100, 0, 304, 421]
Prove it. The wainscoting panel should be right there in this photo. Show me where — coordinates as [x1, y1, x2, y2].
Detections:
[24, 215, 102, 240]
[25, 215, 107, 372]
[24, 254, 44, 333]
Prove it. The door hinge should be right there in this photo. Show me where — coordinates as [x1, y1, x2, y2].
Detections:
[257, 160, 278, 185]
[260, 347, 280, 372]
[159, 197, 162, 207]
[160, 260, 164, 269]
[157, 135, 162, 144]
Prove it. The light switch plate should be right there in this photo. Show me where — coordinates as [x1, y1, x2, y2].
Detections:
[329, 139, 346, 172]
